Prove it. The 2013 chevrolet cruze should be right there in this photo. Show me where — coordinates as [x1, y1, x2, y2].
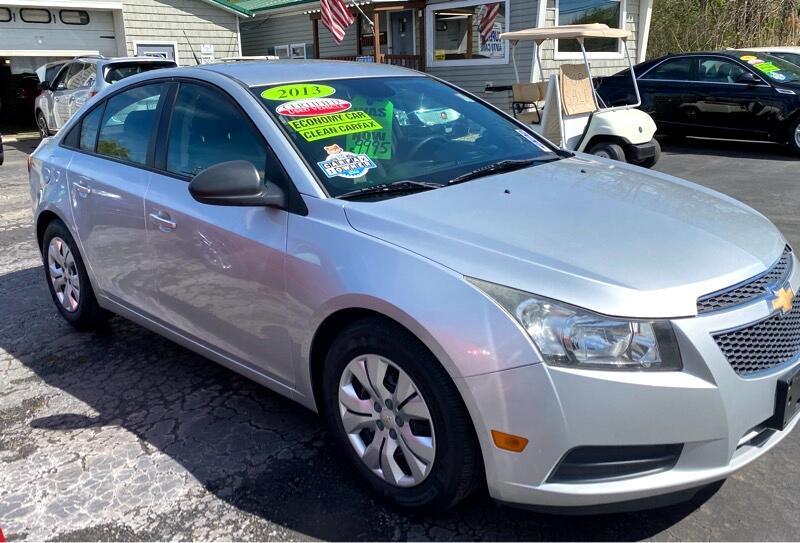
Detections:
[28, 61, 800, 512]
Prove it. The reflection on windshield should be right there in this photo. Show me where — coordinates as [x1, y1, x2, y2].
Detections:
[251, 77, 556, 198]
[737, 52, 800, 83]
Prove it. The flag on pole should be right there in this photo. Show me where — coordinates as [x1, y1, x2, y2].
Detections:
[478, 3, 500, 43]
[321, 0, 355, 44]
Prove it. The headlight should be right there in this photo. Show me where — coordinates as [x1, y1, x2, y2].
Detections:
[468, 278, 682, 371]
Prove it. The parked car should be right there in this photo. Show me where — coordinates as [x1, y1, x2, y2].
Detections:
[35, 56, 176, 138]
[737, 46, 800, 67]
[596, 51, 800, 154]
[29, 61, 800, 513]
[0, 132, 4, 166]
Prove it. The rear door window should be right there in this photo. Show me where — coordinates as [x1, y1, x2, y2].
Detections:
[641, 57, 696, 81]
[97, 84, 165, 165]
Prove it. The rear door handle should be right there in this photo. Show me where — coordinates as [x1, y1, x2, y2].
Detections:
[149, 211, 177, 232]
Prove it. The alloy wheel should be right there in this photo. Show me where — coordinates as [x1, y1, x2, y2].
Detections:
[338, 354, 436, 487]
[37, 114, 48, 139]
[795, 124, 800, 149]
[47, 237, 80, 312]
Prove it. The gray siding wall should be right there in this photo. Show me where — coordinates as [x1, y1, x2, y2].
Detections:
[539, 1, 638, 78]
[241, 12, 358, 58]
[121, 0, 240, 66]
[427, 0, 538, 113]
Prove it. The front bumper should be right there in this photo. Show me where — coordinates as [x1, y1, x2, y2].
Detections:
[625, 139, 658, 162]
[460, 262, 800, 510]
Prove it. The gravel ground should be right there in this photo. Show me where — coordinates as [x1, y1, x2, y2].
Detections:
[1, 136, 799, 541]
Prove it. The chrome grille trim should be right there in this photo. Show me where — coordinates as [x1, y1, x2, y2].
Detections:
[713, 293, 800, 376]
[697, 246, 793, 314]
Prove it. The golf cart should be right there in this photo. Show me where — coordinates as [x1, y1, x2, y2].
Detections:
[496, 24, 660, 167]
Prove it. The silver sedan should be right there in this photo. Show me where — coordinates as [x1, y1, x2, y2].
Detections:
[28, 60, 800, 512]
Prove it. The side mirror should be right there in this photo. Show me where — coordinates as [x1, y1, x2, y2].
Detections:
[39, 80, 51, 91]
[188, 160, 286, 208]
[736, 71, 761, 85]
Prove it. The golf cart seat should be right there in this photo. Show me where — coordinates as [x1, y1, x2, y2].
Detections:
[559, 64, 597, 116]
[512, 82, 548, 124]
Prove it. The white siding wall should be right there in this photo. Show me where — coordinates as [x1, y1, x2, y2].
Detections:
[121, 0, 240, 66]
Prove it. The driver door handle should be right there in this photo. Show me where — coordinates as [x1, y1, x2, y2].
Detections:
[74, 182, 91, 197]
[149, 211, 177, 232]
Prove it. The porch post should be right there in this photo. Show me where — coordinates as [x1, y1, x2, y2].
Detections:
[418, 8, 425, 71]
[312, 16, 320, 58]
[373, 11, 382, 62]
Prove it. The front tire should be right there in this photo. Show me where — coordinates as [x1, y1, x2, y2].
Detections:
[42, 220, 110, 330]
[587, 141, 626, 161]
[322, 318, 482, 509]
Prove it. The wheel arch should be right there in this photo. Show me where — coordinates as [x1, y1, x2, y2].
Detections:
[36, 209, 64, 251]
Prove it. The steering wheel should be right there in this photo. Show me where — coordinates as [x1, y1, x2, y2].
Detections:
[406, 135, 450, 161]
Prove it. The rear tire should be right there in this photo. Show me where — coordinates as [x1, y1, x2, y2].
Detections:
[587, 141, 626, 161]
[322, 317, 482, 509]
[36, 111, 49, 139]
[787, 116, 800, 156]
[42, 219, 111, 330]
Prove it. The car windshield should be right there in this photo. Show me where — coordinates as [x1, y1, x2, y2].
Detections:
[735, 52, 800, 84]
[251, 76, 557, 198]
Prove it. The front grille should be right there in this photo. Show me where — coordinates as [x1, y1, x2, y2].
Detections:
[713, 293, 800, 376]
[697, 246, 793, 314]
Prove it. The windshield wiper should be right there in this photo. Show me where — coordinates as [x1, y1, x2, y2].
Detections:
[447, 156, 560, 186]
[337, 180, 442, 200]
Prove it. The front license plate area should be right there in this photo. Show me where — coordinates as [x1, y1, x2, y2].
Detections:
[768, 364, 800, 431]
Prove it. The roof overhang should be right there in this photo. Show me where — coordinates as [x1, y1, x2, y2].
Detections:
[0, 49, 100, 56]
[197, 0, 254, 18]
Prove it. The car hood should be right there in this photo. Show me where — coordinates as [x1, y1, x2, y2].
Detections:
[343, 156, 785, 318]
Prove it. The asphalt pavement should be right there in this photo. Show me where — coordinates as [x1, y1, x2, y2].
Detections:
[1, 136, 799, 541]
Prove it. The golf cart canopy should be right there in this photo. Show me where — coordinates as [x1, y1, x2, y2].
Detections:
[500, 24, 631, 44]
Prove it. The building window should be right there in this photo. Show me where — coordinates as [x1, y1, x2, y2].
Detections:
[426, 0, 510, 67]
[290, 43, 307, 59]
[60, 10, 90, 25]
[20, 8, 51, 24]
[556, 0, 624, 56]
[0, 7, 11, 22]
[273, 45, 290, 59]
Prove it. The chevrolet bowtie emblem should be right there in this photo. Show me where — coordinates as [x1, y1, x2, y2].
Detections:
[771, 286, 795, 316]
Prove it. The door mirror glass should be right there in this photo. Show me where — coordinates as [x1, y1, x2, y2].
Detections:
[736, 71, 761, 85]
[189, 160, 286, 208]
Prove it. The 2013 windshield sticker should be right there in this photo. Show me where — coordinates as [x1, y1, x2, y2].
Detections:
[288, 110, 382, 142]
[261, 84, 336, 101]
[317, 144, 376, 179]
[276, 98, 351, 117]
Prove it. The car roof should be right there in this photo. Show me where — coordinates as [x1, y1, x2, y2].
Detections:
[196, 60, 420, 87]
[736, 46, 800, 54]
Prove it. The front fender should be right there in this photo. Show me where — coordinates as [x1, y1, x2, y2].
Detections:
[579, 108, 657, 150]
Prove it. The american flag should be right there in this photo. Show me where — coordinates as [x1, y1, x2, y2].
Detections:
[478, 3, 500, 43]
[321, 0, 355, 44]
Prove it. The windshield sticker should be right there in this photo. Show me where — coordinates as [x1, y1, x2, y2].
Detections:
[770, 72, 787, 81]
[288, 110, 382, 142]
[276, 98, 351, 117]
[346, 98, 394, 159]
[747, 58, 764, 65]
[516, 129, 550, 152]
[261, 83, 336, 101]
[317, 144, 377, 179]
[740, 55, 757, 61]
[754, 61, 781, 74]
